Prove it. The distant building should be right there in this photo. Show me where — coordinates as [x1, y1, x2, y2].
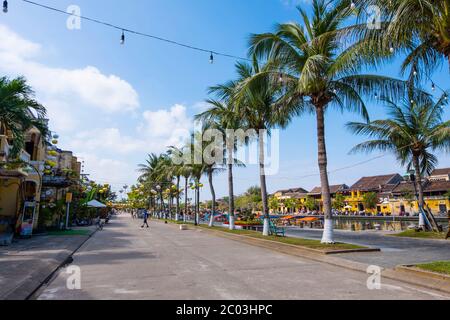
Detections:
[391, 169, 450, 216]
[346, 174, 403, 214]
[272, 187, 309, 214]
[307, 184, 350, 212]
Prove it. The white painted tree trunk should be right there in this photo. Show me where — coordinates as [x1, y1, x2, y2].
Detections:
[229, 215, 235, 230]
[262, 218, 270, 236]
[209, 214, 214, 227]
[419, 211, 426, 229]
[321, 219, 335, 244]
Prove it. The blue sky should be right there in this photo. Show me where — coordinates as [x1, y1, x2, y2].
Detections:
[1, 0, 449, 201]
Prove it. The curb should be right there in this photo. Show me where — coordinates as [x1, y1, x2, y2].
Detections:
[386, 266, 450, 294]
[2, 228, 98, 300]
[195, 226, 380, 254]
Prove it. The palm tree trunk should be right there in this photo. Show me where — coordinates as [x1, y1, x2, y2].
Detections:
[315, 105, 334, 244]
[184, 177, 188, 223]
[228, 164, 235, 230]
[412, 155, 425, 208]
[175, 176, 180, 221]
[259, 132, 270, 236]
[196, 183, 200, 226]
[412, 155, 427, 228]
[160, 192, 164, 219]
[208, 169, 216, 227]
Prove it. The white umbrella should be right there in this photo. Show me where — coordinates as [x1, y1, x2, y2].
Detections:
[86, 200, 107, 208]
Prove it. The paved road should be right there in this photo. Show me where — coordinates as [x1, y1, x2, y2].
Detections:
[36, 215, 449, 300]
[285, 228, 450, 268]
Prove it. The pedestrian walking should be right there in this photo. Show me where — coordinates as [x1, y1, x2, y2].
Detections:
[141, 209, 150, 229]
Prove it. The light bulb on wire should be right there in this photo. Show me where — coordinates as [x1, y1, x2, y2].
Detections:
[209, 52, 214, 64]
[3, 0, 8, 13]
[120, 30, 125, 45]
[350, 2, 356, 10]
[431, 82, 435, 91]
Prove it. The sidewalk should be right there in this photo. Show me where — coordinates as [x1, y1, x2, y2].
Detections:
[0, 226, 96, 300]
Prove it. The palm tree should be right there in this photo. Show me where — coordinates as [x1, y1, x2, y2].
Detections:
[138, 153, 171, 217]
[195, 92, 244, 229]
[247, 0, 417, 243]
[348, 92, 450, 227]
[0, 76, 48, 157]
[233, 58, 288, 236]
[352, 0, 450, 74]
[184, 134, 207, 226]
[167, 146, 185, 221]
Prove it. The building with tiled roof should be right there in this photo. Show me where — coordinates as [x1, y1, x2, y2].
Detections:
[308, 184, 349, 196]
[429, 168, 450, 181]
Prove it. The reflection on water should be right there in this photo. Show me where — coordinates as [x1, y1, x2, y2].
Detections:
[333, 218, 449, 232]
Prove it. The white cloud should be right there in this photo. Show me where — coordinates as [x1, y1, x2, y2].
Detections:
[68, 128, 145, 155]
[0, 24, 139, 132]
[0, 25, 41, 58]
[0, 24, 197, 190]
[77, 153, 138, 190]
[139, 104, 192, 153]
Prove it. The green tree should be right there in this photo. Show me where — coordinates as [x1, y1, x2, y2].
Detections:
[247, 0, 413, 243]
[352, 0, 450, 74]
[233, 58, 287, 236]
[196, 80, 245, 229]
[445, 190, 450, 201]
[348, 93, 450, 211]
[362, 192, 378, 212]
[304, 197, 319, 212]
[284, 198, 300, 213]
[332, 193, 346, 211]
[0, 76, 48, 157]
[269, 197, 280, 213]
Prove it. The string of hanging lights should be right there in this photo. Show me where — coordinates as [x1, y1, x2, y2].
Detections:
[11, 0, 251, 63]
[3, 0, 447, 99]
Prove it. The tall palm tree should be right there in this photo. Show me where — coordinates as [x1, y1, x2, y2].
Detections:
[195, 96, 244, 229]
[167, 146, 187, 221]
[184, 134, 207, 226]
[138, 153, 171, 217]
[352, 0, 450, 74]
[348, 92, 450, 227]
[233, 58, 288, 236]
[247, 0, 417, 242]
[0, 76, 48, 157]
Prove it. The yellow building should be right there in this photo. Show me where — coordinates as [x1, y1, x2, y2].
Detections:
[271, 188, 309, 214]
[345, 174, 403, 215]
[308, 184, 350, 212]
[390, 169, 450, 216]
[0, 123, 47, 238]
